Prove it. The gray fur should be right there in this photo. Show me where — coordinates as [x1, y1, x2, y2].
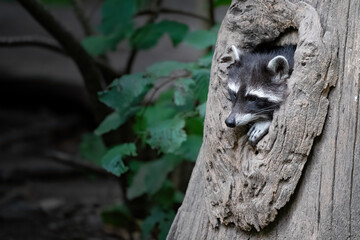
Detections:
[267, 56, 290, 82]
[225, 45, 295, 145]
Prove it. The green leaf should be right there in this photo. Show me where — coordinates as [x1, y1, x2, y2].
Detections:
[136, 0, 152, 10]
[127, 155, 181, 199]
[95, 112, 122, 136]
[130, 20, 188, 50]
[101, 204, 133, 228]
[157, 20, 189, 46]
[95, 73, 153, 135]
[100, 73, 154, 110]
[101, 143, 137, 177]
[211, 23, 221, 34]
[95, 108, 139, 136]
[198, 51, 214, 67]
[133, 104, 177, 143]
[147, 117, 187, 153]
[174, 190, 185, 203]
[82, 28, 131, 56]
[175, 135, 202, 162]
[100, 0, 136, 34]
[139, 104, 177, 128]
[192, 69, 210, 102]
[141, 207, 175, 240]
[146, 61, 196, 78]
[152, 181, 178, 208]
[197, 102, 207, 118]
[184, 30, 217, 49]
[174, 78, 195, 106]
[155, 89, 175, 107]
[80, 133, 107, 166]
[185, 117, 204, 136]
[214, 0, 232, 7]
[82, 35, 112, 56]
[130, 23, 164, 50]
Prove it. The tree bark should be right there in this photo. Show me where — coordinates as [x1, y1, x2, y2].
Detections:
[168, 0, 360, 239]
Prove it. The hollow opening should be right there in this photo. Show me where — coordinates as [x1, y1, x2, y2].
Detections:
[252, 27, 299, 53]
[239, 27, 298, 149]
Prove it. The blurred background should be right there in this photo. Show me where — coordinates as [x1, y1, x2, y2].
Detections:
[0, 0, 228, 239]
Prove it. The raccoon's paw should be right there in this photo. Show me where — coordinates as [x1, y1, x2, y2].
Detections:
[247, 120, 271, 146]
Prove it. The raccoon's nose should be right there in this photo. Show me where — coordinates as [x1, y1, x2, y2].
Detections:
[225, 116, 236, 128]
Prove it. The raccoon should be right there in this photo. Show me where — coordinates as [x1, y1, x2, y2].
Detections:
[225, 45, 295, 145]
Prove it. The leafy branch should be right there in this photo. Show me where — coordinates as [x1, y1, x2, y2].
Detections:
[0, 35, 65, 55]
[8, 0, 227, 239]
[124, 0, 163, 73]
[44, 149, 112, 177]
[208, 0, 216, 26]
[70, 0, 94, 36]
[17, 0, 107, 122]
[136, 8, 211, 22]
[0, 35, 119, 81]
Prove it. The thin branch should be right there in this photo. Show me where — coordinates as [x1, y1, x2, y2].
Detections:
[70, 0, 118, 81]
[43, 150, 112, 177]
[70, 0, 94, 37]
[140, 70, 191, 118]
[0, 36, 120, 82]
[17, 0, 106, 122]
[123, 0, 164, 74]
[0, 115, 81, 147]
[96, 58, 120, 82]
[205, 0, 216, 54]
[125, 49, 137, 74]
[87, 0, 103, 25]
[0, 35, 65, 55]
[128, 2, 210, 73]
[208, 0, 216, 26]
[137, 8, 211, 23]
[69, 0, 116, 84]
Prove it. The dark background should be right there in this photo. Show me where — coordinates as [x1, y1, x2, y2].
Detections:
[0, 1, 226, 239]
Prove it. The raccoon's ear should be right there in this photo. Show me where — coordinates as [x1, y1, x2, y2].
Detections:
[267, 55, 289, 82]
[231, 45, 242, 62]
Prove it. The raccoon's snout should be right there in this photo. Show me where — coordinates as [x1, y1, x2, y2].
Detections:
[225, 115, 236, 128]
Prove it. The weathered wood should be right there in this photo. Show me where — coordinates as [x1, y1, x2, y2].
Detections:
[204, 1, 336, 231]
[168, 0, 360, 239]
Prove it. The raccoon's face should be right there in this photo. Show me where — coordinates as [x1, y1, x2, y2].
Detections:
[225, 82, 283, 128]
[225, 46, 290, 128]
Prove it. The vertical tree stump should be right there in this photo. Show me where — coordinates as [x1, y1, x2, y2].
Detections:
[204, 1, 337, 231]
[168, 0, 360, 239]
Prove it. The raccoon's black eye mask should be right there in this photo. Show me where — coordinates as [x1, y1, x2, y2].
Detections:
[229, 90, 236, 101]
[245, 94, 259, 102]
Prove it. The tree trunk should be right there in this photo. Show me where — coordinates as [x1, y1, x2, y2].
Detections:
[168, 0, 360, 239]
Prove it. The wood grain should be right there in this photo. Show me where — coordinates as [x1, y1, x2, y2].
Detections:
[168, 0, 360, 238]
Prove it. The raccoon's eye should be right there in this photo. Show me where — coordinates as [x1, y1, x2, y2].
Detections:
[246, 95, 258, 102]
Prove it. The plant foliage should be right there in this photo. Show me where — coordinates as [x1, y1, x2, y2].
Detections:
[78, 0, 229, 238]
